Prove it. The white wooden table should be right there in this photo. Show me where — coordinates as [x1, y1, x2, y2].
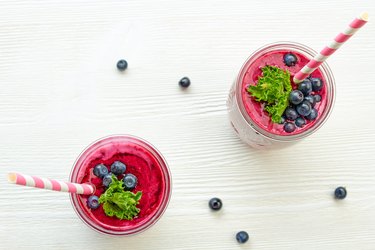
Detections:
[1, 1, 375, 249]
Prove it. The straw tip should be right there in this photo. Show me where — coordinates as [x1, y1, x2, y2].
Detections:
[7, 173, 17, 183]
[360, 12, 369, 21]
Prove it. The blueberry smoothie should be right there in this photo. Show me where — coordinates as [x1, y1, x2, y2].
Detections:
[242, 50, 327, 135]
[70, 135, 171, 235]
[227, 42, 335, 148]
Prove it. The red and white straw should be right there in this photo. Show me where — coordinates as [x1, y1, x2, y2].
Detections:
[7, 172, 94, 195]
[294, 12, 369, 83]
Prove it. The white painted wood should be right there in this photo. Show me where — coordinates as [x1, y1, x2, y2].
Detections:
[1, 0, 375, 249]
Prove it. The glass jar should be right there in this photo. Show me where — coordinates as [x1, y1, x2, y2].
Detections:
[70, 135, 172, 235]
[227, 42, 335, 149]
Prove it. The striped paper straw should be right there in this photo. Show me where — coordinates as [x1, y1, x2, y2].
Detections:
[7, 172, 94, 195]
[294, 12, 369, 83]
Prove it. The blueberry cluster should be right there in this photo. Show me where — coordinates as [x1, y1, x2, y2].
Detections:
[207, 185, 347, 244]
[281, 77, 324, 133]
[208, 197, 249, 244]
[86, 161, 138, 209]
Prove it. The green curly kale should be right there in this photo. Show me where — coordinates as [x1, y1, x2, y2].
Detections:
[98, 175, 142, 220]
[247, 65, 292, 123]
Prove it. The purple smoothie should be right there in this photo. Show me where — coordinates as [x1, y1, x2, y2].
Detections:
[241, 49, 328, 136]
[70, 135, 171, 235]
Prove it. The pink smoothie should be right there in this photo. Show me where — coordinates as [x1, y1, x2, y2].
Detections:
[241, 49, 327, 135]
[70, 136, 171, 235]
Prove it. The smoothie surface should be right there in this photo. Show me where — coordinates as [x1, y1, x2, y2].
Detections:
[76, 139, 166, 231]
[241, 49, 327, 135]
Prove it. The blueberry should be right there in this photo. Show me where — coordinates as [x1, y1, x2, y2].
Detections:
[311, 77, 323, 92]
[116, 59, 128, 71]
[93, 164, 109, 178]
[314, 94, 322, 103]
[305, 108, 318, 120]
[87, 195, 100, 209]
[296, 101, 312, 117]
[123, 174, 137, 190]
[334, 186, 347, 199]
[208, 197, 222, 211]
[110, 161, 126, 175]
[236, 231, 249, 244]
[298, 79, 313, 95]
[289, 90, 304, 105]
[295, 117, 306, 128]
[283, 53, 297, 67]
[179, 77, 191, 88]
[284, 122, 296, 133]
[304, 95, 316, 107]
[102, 174, 113, 188]
[285, 107, 298, 121]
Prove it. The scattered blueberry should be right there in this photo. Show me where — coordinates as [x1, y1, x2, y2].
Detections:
[295, 117, 306, 128]
[334, 186, 347, 199]
[305, 108, 318, 120]
[314, 94, 322, 103]
[87, 195, 100, 209]
[284, 122, 296, 133]
[116, 59, 128, 71]
[285, 107, 298, 121]
[93, 164, 109, 178]
[110, 161, 126, 175]
[283, 53, 298, 67]
[289, 90, 304, 105]
[236, 231, 249, 244]
[123, 174, 138, 190]
[208, 197, 222, 211]
[304, 95, 316, 107]
[296, 101, 312, 117]
[298, 79, 313, 95]
[179, 77, 191, 88]
[311, 77, 323, 92]
[102, 174, 113, 188]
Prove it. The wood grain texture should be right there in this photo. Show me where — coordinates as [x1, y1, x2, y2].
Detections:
[1, 0, 375, 249]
